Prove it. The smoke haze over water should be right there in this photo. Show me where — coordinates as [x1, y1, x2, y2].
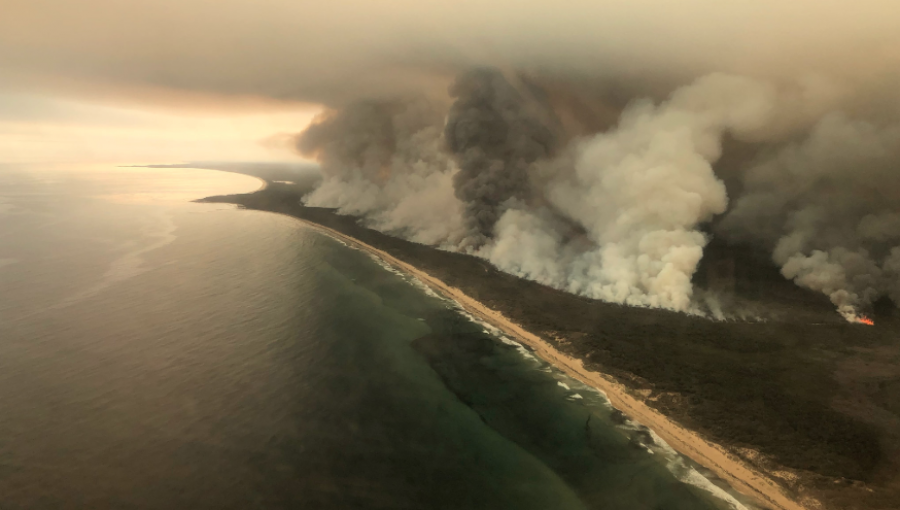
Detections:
[5, 0, 900, 318]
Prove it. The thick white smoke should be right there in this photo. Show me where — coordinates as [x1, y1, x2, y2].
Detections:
[480, 74, 778, 312]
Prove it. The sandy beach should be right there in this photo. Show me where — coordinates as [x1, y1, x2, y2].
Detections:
[291, 217, 816, 510]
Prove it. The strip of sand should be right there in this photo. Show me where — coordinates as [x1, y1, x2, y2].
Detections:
[296, 217, 815, 510]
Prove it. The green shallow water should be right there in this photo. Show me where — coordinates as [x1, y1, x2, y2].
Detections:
[0, 164, 750, 509]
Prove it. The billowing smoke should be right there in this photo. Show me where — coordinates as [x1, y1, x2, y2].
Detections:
[484, 74, 778, 311]
[721, 114, 900, 321]
[444, 69, 557, 247]
[296, 71, 785, 315]
[297, 98, 467, 247]
[293, 61, 900, 321]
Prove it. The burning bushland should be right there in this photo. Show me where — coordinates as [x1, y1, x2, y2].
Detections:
[294, 68, 900, 323]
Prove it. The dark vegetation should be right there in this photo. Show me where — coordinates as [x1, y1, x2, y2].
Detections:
[201, 179, 900, 510]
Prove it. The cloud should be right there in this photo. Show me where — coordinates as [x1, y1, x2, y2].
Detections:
[1, 0, 897, 108]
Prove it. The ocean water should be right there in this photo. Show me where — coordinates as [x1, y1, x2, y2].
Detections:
[0, 163, 752, 509]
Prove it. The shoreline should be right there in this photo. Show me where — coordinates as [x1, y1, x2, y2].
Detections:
[284, 214, 812, 510]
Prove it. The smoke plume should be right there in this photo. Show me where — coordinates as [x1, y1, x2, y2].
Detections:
[444, 69, 558, 247]
[297, 98, 466, 247]
[484, 74, 778, 311]
[720, 114, 900, 320]
[292, 63, 900, 321]
[296, 71, 792, 314]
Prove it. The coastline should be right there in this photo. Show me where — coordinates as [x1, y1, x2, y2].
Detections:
[286, 214, 812, 510]
[197, 177, 900, 510]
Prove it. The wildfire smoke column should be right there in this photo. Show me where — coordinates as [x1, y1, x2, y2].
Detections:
[444, 68, 557, 248]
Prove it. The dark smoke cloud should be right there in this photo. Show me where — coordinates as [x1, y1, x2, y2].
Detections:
[444, 69, 557, 246]
[297, 100, 398, 182]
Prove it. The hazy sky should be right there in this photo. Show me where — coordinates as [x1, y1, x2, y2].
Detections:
[0, 91, 319, 163]
[1, 0, 898, 163]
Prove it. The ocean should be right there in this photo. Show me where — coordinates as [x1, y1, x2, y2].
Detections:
[0, 163, 753, 509]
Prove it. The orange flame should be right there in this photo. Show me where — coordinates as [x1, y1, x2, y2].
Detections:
[857, 315, 875, 326]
